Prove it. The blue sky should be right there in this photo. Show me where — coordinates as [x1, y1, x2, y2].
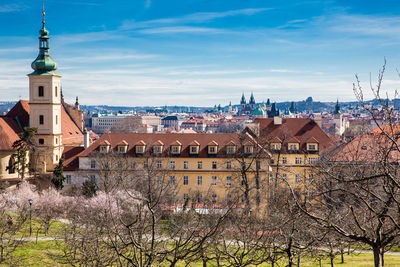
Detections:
[1, 0, 400, 106]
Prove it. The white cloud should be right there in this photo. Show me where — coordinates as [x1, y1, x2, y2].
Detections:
[120, 8, 273, 30]
[0, 4, 26, 13]
[138, 26, 227, 34]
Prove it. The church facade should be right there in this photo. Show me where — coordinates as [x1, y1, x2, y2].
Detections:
[0, 11, 85, 181]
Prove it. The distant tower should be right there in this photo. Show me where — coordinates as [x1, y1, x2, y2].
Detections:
[268, 103, 278, 118]
[240, 93, 246, 111]
[228, 101, 232, 113]
[249, 92, 256, 110]
[289, 101, 296, 113]
[28, 8, 62, 172]
[334, 99, 340, 114]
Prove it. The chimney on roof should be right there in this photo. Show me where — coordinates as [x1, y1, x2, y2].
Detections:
[75, 96, 79, 110]
[273, 116, 282, 125]
[84, 128, 90, 149]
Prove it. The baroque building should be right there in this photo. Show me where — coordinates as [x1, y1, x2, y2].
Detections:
[0, 11, 85, 181]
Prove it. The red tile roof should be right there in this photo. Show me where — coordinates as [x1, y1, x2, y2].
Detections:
[79, 133, 248, 158]
[6, 100, 30, 129]
[0, 117, 22, 150]
[254, 118, 334, 153]
[330, 133, 400, 163]
[63, 146, 85, 171]
[3, 100, 83, 146]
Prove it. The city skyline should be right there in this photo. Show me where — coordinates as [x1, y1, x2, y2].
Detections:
[1, 0, 400, 106]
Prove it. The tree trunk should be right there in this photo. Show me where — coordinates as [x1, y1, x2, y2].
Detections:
[297, 255, 301, 267]
[381, 249, 384, 267]
[287, 250, 293, 267]
[319, 258, 322, 267]
[203, 259, 207, 267]
[373, 246, 383, 267]
[330, 256, 334, 267]
[340, 248, 344, 263]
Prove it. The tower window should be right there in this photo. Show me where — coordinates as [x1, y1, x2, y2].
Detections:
[56, 115, 58, 125]
[38, 86, 44, 97]
[39, 115, 44, 125]
[39, 138, 44, 145]
[55, 86, 58, 97]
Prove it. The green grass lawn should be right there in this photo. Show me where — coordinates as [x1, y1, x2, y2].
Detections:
[1, 240, 400, 267]
[2, 216, 400, 267]
[0, 241, 67, 267]
[13, 216, 66, 238]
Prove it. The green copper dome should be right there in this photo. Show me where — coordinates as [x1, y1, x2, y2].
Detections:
[253, 105, 265, 115]
[30, 11, 58, 75]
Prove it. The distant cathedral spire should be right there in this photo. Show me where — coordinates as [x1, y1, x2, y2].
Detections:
[240, 93, 246, 105]
[249, 92, 255, 105]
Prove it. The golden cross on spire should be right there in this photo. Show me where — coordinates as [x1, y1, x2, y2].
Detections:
[42, 2, 46, 26]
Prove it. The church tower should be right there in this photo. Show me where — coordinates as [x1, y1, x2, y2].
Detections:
[28, 9, 62, 173]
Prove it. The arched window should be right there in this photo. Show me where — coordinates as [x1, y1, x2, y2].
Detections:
[8, 157, 15, 174]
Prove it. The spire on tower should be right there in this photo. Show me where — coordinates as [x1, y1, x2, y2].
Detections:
[240, 93, 246, 105]
[249, 92, 255, 105]
[334, 99, 340, 114]
[42, 2, 46, 27]
[30, 6, 58, 75]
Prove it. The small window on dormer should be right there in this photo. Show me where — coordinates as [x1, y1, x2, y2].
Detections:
[136, 146, 145, 154]
[244, 145, 253, 154]
[361, 145, 367, 150]
[119, 146, 126, 153]
[271, 143, 280, 150]
[190, 146, 199, 154]
[307, 144, 318, 151]
[100, 146, 108, 153]
[154, 146, 163, 153]
[208, 146, 217, 154]
[227, 145, 236, 154]
[38, 86, 44, 97]
[289, 144, 298, 150]
[171, 146, 181, 154]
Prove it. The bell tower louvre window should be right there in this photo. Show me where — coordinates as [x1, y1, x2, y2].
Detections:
[39, 115, 44, 125]
[38, 86, 44, 97]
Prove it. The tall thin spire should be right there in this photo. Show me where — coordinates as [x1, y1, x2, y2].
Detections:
[42, 2, 46, 27]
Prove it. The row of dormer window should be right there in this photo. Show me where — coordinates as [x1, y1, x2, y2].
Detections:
[89, 159, 234, 170]
[99, 143, 254, 155]
[270, 142, 318, 151]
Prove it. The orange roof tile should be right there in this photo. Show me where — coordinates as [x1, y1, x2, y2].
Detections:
[0, 117, 21, 150]
[153, 140, 164, 146]
[254, 118, 334, 153]
[189, 140, 200, 146]
[79, 133, 249, 158]
[208, 140, 218, 146]
[3, 100, 83, 146]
